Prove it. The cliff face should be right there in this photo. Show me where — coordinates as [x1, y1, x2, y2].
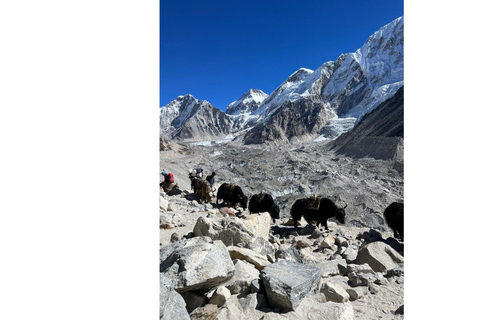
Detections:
[328, 86, 404, 160]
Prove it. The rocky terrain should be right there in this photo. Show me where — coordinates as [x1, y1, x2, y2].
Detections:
[160, 138, 404, 319]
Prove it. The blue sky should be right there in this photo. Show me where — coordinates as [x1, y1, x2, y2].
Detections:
[160, 0, 403, 111]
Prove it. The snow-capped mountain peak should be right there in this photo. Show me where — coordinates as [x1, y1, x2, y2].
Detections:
[226, 89, 268, 115]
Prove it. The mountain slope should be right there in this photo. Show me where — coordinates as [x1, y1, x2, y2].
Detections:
[160, 94, 238, 142]
[243, 16, 404, 144]
[327, 86, 404, 160]
[226, 89, 268, 115]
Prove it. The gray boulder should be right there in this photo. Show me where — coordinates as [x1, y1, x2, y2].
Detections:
[238, 293, 269, 311]
[160, 237, 235, 292]
[356, 241, 404, 272]
[222, 259, 260, 295]
[341, 246, 358, 263]
[180, 291, 207, 313]
[260, 260, 323, 312]
[159, 275, 189, 320]
[243, 236, 276, 256]
[275, 244, 302, 263]
[320, 282, 350, 303]
[209, 286, 231, 307]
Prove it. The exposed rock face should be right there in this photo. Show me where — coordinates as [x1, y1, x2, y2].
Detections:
[260, 260, 323, 312]
[209, 286, 231, 307]
[355, 241, 404, 272]
[222, 259, 260, 295]
[160, 94, 239, 142]
[159, 237, 235, 292]
[228, 246, 271, 271]
[328, 86, 404, 160]
[243, 97, 336, 145]
[159, 275, 190, 320]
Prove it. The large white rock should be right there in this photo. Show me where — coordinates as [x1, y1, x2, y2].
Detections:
[193, 216, 254, 246]
[355, 241, 404, 272]
[242, 212, 271, 241]
[160, 237, 235, 292]
[159, 275, 190, 320]
[228, 246, 271, 271]
[222, 259, 260, 295]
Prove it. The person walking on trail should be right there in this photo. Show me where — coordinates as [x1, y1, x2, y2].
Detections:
[206, 172, 216, 190]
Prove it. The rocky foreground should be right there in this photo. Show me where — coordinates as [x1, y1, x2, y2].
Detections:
[160, 190, 404, 320]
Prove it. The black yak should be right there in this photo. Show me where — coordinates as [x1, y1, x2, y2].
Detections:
[216, 183, 248, 211]
[248, 191, 280, 223]
[383, 202, 404, 241]
[290, 196, 346, 230]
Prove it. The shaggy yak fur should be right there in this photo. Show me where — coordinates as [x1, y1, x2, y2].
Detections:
[248, 191, 280, 223]
[290, 197, 346, 230]
[192, 178, 212, 204]
[216, 183, 248, 210]
[383, 202, 404, 241]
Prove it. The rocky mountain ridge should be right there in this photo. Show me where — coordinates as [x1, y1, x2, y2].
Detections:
[160, 16, 404, 145]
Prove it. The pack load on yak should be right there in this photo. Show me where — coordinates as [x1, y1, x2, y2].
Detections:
[191, 176, 212, 204]
[305, 194, 321, 210]
[160, 171, 179, 195]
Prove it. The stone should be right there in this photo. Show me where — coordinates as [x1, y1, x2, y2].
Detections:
[320, 235, 335, 248]
[243, 236, 276, 256]
[395, 304, 404, 315]
[193, 215, 271, 247]
[310, 228, 322, 239]
[250, 279, 262, 293]
[260, 260, 323, 312]
[320, 282, 349, 303]
[275, 244, 302, 263]
[356, 241, 404, 272]
[238, 293, 269, 311]
[308, 259, 347, 278]
[170, 232, 181, 243]
[160, 237, 235, 293]
[374, 273, 388, 285]
[209, 286, 231, 307]
[335, 236, 349, 247]
[298, 224, 316, 235]
[348, 272, 373, 287]
[215, 295, 248, 320]
[341, 246, 358, 263]
[222, 259, 260, 295]
[180, 291, 208, 313]
[242, 212, 271, 241]
[387, 267, 404, 278]
[347, 263, 376, 275]
[160, 196, 169, 211]
[159, 275, 190, 320]
[346, 287, 365, 301]
[189, 304, 218, 320]
[294, 240, 310, 250]
[228, 246, 271, 270]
